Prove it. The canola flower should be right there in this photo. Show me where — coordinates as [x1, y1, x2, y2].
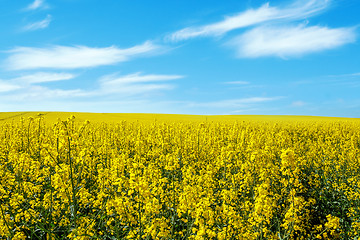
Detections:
[0, 115, 359, 239]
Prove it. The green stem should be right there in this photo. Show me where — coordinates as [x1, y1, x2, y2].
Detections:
[0, 203, 14, 238]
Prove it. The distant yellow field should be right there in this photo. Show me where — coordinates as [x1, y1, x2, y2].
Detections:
[0, 111, 357, 124]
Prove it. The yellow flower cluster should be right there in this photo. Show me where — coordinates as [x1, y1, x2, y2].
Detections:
[0, 115, 359, 239]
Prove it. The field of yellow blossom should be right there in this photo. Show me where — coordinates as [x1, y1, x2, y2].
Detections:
[0, 112, 359, 239]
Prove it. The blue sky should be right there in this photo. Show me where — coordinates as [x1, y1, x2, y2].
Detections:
[0, 0, 359, 117]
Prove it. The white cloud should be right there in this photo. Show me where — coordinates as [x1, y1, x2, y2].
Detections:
[189, 97, 282, 108]
[224, 81, 249, 85]
[23, 14, 51, 31]
[0, 80, 21, 93]
[169, 0, 329, 41]
[4, 85, 90, 101]
[14, 72, 76, 84]
[228, 24, 356, 58]
[0, 71, 182, 104]
[5, 41, 160, 70]
[292, 101, 306, 107]
[101, 72, 183, 85]
[100, 72, 183, 95]
[26, 0, 47, 11]
[0, 72, 75, 94]
[0, 99, 179, 113]
[327, 72, 360, 78]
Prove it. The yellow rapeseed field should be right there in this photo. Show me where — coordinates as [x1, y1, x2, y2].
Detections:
[0, 112, 359, 239]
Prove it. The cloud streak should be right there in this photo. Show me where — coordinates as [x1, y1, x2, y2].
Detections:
[26, 0, 47, 11]
[0, 80, 21, 93]
[14, 72, 76, 84]
[327, 72, 360, 78]
[189, 97, 282, 108]
[100, 72, 183, 95]
[169, 0, 330, 41]
[23, 14, 52, 31]
[167, 0, 357, 58]
[3, 86, 89, 101]
[224, 81, 250, 85]
[5, 41, 160, 70]
[0, 72, 76, 94]
[0, 71, 182, 102]
[228, 24, 356, 58]
[292, 101, 306, 107]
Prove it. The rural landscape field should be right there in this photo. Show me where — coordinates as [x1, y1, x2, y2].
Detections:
[1, 0, 360, 239]
[0, 112, 359, 239]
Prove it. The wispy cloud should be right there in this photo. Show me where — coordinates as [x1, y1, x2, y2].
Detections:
[14, 72, 76, 84]
[23, 14, 51, 31]
[224, 81, 249, 85]
[189, 97, 282, 108]
[228, 24, 356, 58]
[0, 80, 21, 93]
[5, 41, 160, 70]
[167, 0, 356, 59]
[4, 85, 89, 101]
[100, 72, 183, 95]
[327, 72, 360, 78]
[0, 72, 76, 94]
[168, 0, 330, 41]
[293, 73, 360, 88]
[292, 101, 306, 107]
[0, 71, 182, 103]
[25, 0, 48, 11]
